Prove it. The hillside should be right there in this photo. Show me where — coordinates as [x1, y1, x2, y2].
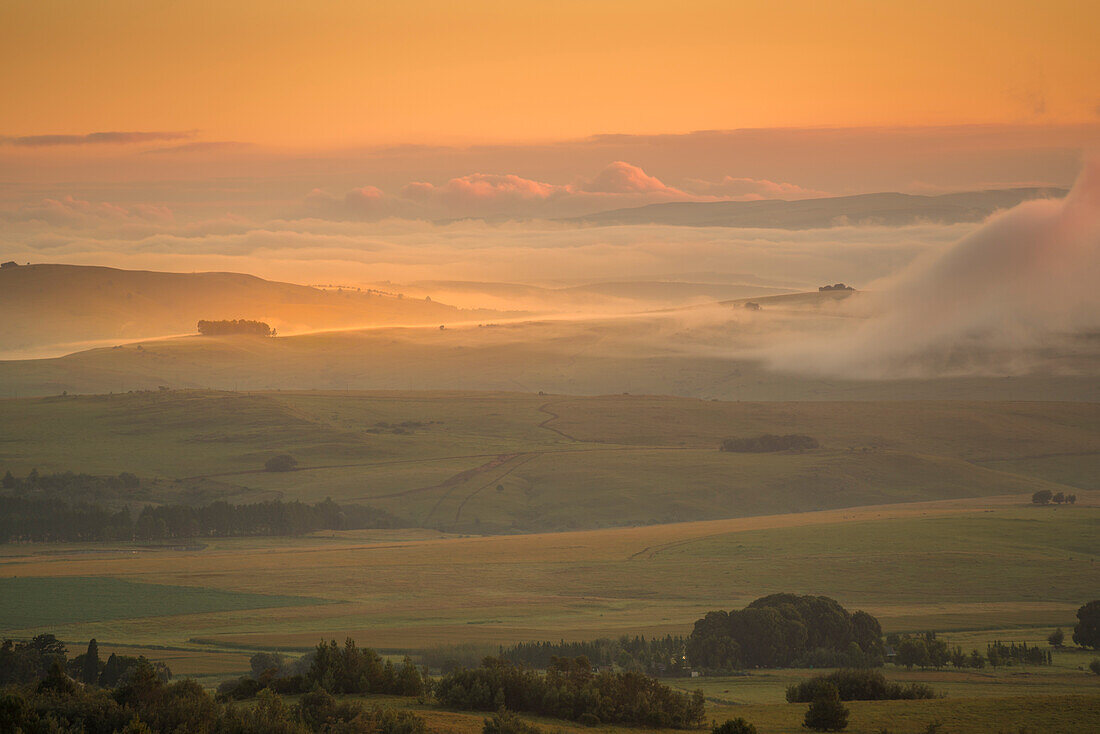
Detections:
[0, 263, 489, 357]
[0, 389, 1096, 533]
[566, 187, 1067, 228]
[1, 309, 1097, 401]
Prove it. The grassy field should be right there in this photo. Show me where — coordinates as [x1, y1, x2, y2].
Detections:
[1, 500, 1095, 659]
[0, 390, 1096, 532]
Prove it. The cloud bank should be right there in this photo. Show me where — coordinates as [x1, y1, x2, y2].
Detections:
[764, 161, 1100, 377]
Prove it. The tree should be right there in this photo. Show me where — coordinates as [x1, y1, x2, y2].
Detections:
[714, 718, 757, 734]
[1053, 491, 1066, 504]
[264, 455, 298, 472]
[1072, 601, 1100, 649]
[1031, 490, 1053, 505]
[1089, 659, 1100, 675]
[1048, 628, 1065, 647]
[895, 638, 929, 670]
[802, 683, 848, 731]
[82, 639, 101, 684]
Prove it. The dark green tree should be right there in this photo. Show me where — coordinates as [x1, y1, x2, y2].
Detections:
[802, 682, 848, 731]
[1031, 490, 1053, 505]
[1048, 628, 1064, 647]
[1073, 601, 1100, 649]
[82, 639, 101, 684]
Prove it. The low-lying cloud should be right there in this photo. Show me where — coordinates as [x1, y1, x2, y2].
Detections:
[764, 161, 1100, 377]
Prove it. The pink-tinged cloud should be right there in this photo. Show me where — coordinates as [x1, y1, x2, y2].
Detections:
[684, 175, 827, 200]
[579, 161, 685, 195]
[3, 131, 196, 147]
[403, 173, 561, 203]
[5, 196, 173, 225]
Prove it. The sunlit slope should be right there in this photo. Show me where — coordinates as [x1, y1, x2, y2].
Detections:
[1, 315, 1098, 400]
[1, 390, 1096, 532]
[0, 263, 481, 354]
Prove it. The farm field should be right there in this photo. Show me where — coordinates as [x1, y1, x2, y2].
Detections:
[0, 389, 1097, 532]
[2, 498, 1096, 661]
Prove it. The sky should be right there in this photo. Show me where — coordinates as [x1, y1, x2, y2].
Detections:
[0, 0, 1098, 285]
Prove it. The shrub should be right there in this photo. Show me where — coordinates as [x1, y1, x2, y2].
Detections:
[483, 709, 543, 734]
[1089, 659, 1100, 675]
[713, 718, 758, 734]
[265, 454, 298, 472]
[720, 434, 818, 453]
[802, 682, 849, 732]
[786, 669, 936, 702]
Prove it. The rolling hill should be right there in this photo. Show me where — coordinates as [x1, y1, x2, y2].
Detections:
[0, 263, 494, 357]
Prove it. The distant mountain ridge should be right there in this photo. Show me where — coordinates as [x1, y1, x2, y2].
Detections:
[564, 187, 1068, 228]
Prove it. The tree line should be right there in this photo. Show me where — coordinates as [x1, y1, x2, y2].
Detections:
[0, 634, 426, 733]
[719, 434, 818, 453]
[218, 638, 424, 700]
[433, 655, 705, 729]
[1031, 489, 1078, 505]
[687, 594, 884, 671]
[0, 495, 404, 543]
[889, 631, 1053, 670]
[500, 635, 690, 676]
[197, 319, 274, 336]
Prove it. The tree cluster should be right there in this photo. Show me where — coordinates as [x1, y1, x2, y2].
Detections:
[218, 639, 424, 700]
[687, 594, 884, 670]
[1031, 489, 1078, 505]
[433, 655, 705, 729]
[500, 635, 690, 676]
[1, 674, 424, 734]
[719, 435, 818, 453]
[889, 631, 1051, 669]
[197, 319, 274, 336]
[785, 669, 936, 702]
[1, 635, 170, 690]
[0, 495, 403, 543]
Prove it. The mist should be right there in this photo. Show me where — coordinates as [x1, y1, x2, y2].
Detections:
[764, 161, 1100, 378]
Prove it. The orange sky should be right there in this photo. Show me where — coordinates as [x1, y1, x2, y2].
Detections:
[3, 0, 1098, 148]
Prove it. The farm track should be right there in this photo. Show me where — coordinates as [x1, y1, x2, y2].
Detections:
[453, 453, 540, 523]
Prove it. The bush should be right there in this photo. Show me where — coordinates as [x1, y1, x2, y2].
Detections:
[483, 709, 543, 734]
[786, 669, 936, 702]
[802, 683, 849, 732]
[1089, 659, 1100, 675]
[713, 718, 758, 734]
[265, 454, 298, 472]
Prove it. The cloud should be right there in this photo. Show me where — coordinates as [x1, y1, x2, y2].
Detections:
[762, 161, 1100, 378]
[4, 196, 174, 226]
[303, 185, 405, 220]
[3, 130, 196, 147]
[403, 173, 561, 204]
[577, 161, 684, 195]
[683, 176, 826, 200]
[142, 141, 253, 154]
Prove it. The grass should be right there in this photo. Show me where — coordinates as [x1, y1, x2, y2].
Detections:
[0, 576, 325, 628]
[1, 502, 1095, 655]
[0, 389, 1096, 532]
